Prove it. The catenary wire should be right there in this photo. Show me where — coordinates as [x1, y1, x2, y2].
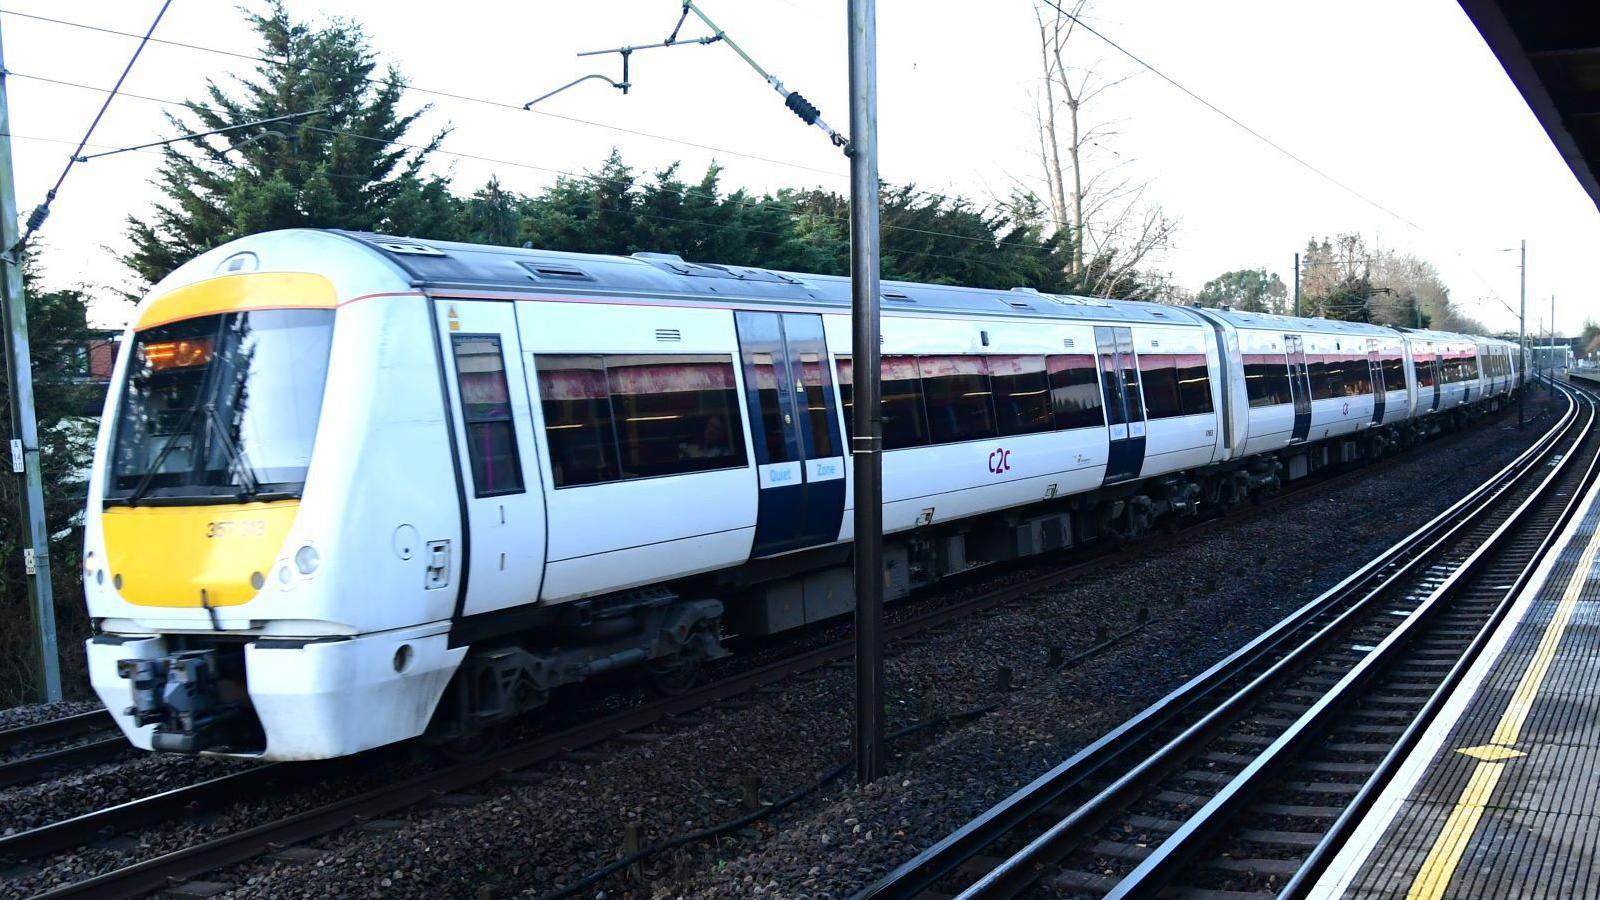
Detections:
[0, 6, 848, 182]
[5, 0, 171, 258]
[1035, 1, 1527, 314]
[5, 5, 1518, 318]
[1036, 0, 1423, 232]
[6, 69, 1115, 267]
[0, 6, 1038, 227]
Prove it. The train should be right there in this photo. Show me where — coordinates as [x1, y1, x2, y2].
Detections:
[82, 229, 1523, 760]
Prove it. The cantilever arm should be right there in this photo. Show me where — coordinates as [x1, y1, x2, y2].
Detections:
[523, 73, 627, 110]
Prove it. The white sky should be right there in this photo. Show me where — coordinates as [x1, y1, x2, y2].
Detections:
[4, 0, 1597, 335]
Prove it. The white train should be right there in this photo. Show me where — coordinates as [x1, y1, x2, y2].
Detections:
[82, 230, 1522, 760]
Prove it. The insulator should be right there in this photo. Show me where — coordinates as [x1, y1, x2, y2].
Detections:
[24, 204, 49, 232]
[785, 91, 821, 126]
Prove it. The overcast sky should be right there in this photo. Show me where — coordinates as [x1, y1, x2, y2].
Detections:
[4, 0, 1596, 334]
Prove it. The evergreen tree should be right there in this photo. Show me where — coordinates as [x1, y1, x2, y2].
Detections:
[1195, 268, 1289, 313]
[122, 1, 444, 284]
[0, 253, 103, 702]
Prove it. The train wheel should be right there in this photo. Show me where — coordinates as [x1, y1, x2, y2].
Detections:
[649, 653, 703, 697]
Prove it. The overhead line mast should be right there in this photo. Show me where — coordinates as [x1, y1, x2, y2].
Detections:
[0, 19, 60, 701]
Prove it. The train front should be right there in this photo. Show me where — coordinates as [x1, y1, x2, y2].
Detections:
[81, 233, 467, 760]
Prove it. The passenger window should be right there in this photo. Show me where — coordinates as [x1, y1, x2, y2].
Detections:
[534, 353, 746, 487]
[452, 335, 525, 496]
[1382, 355, 1405, 389]
[796, 351, 837, 458]
[920, 355, 998, 444]
[1175, 353, 1214, 414]
[1098, 351, 1127, 426]
[535, 354, 620, 488]
[1344, 355, 1371, 396]
[989, 355, 1053, 437]
[1047, 354, 1103, 429]
[745, 349, 796, 464]
[1414, 353, 1436, 387]
[1116, 334, 1144, 421]
[1139, 353, 1182, 419]
[837, 356, 931, 450]
[605, 355, 747, 479]
[1244, 353, 1291, 408]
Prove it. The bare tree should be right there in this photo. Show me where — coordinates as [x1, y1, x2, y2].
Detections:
[1030, 0, 1173, 293]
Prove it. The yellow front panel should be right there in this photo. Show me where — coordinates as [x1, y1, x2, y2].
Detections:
[101, 501, 300, 607]
[136, 272, 337, 331]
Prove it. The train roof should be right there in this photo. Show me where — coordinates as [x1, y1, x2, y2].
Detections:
[332, 230, 1205, 328]
[322, 231, 1489, 347]
[1192, 307, 1400, 338]
[1394, 326, 1494, 345]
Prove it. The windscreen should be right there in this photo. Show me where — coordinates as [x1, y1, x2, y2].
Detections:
[106, 309, 335, 503]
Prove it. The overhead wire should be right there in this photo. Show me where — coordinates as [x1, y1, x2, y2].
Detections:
[6, 74, 1030, 280]
[1034, 0, 1532, 320]
[1035, 0, 1422, 232]
[6, 69, 1081, 274]
[0, 6, 847, 182]
[0, 6, 1025, 224]
[3, 4, 1527, 320]
[5, 0, 171, 259]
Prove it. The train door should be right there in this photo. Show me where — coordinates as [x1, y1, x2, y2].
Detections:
[1430, 350, 1442, 411]
[1367, 338, 1386, 424]
[434, 298, 546, 619]
[1285, 334, 1312, 442]
[735, 312, 847, 557]
[1095, 325, 1146, 484]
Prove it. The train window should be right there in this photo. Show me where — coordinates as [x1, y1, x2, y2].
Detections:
[920, 355, 998, 444]
[744, 350, 796, 464]
[1243, 354, 1292, 408]
[1309, 354, 1333, 400]
[837, 356, 931, 450]
[1139, 353, 1183, 419]
[452, 335, 525, 496]
[1175, 353, 1214, 414]
[1047, 354, 1103, 429]
[605, 355, 747, 479]
[1381, 355, 1405, 389]
[1344, 355, 1372, 396]
[535, 354, 620, 488]
[796, 351, 837, 458]
[989, 355, 1053, 436]
[1098, 350, 1127, 426]
[106, 309, 334, 503]
[1414, 353, 1437, 387]
[1116, 332, 1144, 421]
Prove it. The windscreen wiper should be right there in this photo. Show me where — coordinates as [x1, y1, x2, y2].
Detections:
[123, 401, 203, 504]
[202, 402, 259, 499]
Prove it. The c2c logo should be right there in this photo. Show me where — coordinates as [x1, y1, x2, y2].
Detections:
[988, 447, 1012, 474]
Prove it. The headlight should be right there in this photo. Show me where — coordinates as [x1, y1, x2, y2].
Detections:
[294, 544, 320, 576]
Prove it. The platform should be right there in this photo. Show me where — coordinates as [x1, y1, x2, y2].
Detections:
[1309, 457, 1600, 899]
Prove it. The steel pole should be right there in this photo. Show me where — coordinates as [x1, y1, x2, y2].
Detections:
[1517, 239, 1526, 428]
[0, 23, 63, 702]
[847, 0, 884, 785]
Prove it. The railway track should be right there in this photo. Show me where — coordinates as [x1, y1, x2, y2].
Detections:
[0, 399, 1542, 898]
[858, 379, 1595, 900]
[0, 711, 124, 790]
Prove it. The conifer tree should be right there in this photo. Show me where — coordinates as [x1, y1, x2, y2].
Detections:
[122, 1, 444, 284]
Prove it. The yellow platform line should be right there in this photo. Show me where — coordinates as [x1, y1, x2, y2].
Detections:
[1403, 520, 1600, 900]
